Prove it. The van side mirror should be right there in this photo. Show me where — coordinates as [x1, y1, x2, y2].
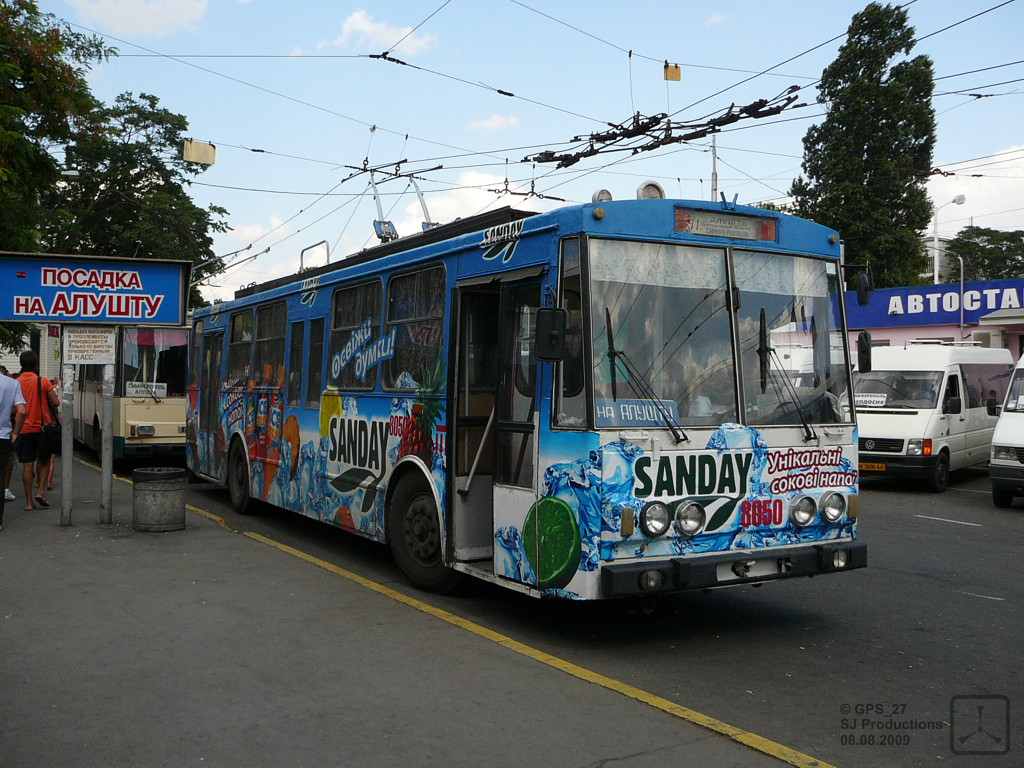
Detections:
[534, 307, 568, 361]
[855, 272, 871, 307]
[944, 396, 962, 415]
[987, 396, 1001, 417]
[857, 330, 872, 374]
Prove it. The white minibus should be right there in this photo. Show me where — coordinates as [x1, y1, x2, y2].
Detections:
[854, 342, 1013, 492]
[989, 354, 1024, 507]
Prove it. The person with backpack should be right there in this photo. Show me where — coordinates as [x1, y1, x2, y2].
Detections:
[15, 351, 59, 510]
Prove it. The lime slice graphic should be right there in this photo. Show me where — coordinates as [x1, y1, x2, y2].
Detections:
[523, 496, 582, 591]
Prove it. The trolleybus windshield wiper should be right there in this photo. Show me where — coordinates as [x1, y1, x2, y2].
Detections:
[605, 307, 688, 444]
[758, 308, 816, 442]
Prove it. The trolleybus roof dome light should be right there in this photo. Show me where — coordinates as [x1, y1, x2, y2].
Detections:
[636, 181, 666, 200]
[592, 189, 613, 203]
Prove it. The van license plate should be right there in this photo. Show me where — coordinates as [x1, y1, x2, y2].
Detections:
[859, 462, 885, 471]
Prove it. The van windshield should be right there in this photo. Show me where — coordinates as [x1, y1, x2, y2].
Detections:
[1003, 367, 1024, 412]
[853, 370, 943, 409]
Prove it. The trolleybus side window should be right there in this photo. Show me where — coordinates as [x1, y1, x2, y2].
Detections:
[554, 237, 586, 428]
[253, 302, 287, 387]
[189, 320, 203, 389]
[227, 310, 253, 387]
[328, 280, 382, 390]
[307, 318, 325, 408]
[384, 266, 445, 390]
[286, 320, 303, 406]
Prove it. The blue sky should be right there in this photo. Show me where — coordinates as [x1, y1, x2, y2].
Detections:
[36, 0, 1024, 302]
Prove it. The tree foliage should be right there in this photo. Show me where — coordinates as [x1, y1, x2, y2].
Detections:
[944, 227, 1024, 282]
[0, 0, 110, 252]
[40, 92, 229, 307]
[789, 2, 935, 289]
[2, 1, 228, 319]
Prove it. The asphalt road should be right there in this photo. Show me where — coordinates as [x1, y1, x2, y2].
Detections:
[35, 450, 1014, 768]
[164, 460, 1023, 768]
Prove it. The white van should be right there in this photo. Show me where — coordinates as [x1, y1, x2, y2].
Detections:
[989, 354, 1024, 507]
[854, 342, 1013, 492]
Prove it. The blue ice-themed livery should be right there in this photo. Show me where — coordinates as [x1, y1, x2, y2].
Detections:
[187, 197, 867, 600]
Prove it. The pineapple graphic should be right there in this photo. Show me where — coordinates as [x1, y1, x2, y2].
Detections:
[398, 354, 445, 466]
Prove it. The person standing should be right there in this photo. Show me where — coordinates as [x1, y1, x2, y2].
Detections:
[1, 365, 18, 501]
[0, 369, 27, 530]
[15, 351, 58, 510]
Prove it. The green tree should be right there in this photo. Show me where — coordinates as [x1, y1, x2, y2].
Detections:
[1, 0, 110, 352]
[944, 226, 1024, 282]
[0, 0, 110, 251]
[789, 2, 935, 288]
[40, 92, 229, 307]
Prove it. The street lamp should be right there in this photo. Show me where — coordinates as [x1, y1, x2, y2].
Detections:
[932, 194, 965, 284]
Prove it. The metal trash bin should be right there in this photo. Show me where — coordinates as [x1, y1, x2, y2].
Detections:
[132, 467, 187, 532]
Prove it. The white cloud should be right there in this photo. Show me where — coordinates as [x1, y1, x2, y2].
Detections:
[66, 0, 207, 36]
[704, 13, 726, 27]
[320, 10, 435, 55]
[468, 114, 520, 131]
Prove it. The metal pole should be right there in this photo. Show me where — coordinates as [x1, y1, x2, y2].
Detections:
[932, 203, 940, 284]
[100, 362, 114, 523]
[711, 134, 718, 201]
[59, 362, 74, 526]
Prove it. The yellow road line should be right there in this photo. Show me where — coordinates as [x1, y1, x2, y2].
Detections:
[73, 457, 833, 768]
[243, 530, 835, 768]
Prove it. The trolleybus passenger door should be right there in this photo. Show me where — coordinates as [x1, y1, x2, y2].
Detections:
[451, 287, 500, 563]
[198, 332, 223, 477]
[492, 279, 542, 585]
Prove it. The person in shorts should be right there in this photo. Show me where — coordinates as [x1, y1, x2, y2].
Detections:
[0, 369, 27, 529]
[15, 351, 58, 510]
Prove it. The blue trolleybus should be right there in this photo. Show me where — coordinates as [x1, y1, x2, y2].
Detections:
[187, 196, 866, 599]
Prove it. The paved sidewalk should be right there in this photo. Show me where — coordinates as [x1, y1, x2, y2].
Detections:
[1, 458, 794, 768]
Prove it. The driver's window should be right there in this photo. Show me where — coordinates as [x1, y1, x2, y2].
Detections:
[944, 375, 959, 408]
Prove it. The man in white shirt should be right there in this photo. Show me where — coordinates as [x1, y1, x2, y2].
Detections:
[0, 371, 27, 531]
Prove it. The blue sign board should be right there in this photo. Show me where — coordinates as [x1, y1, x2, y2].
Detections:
[844, 278, 1024, 329]
[0, 253, 190, 325]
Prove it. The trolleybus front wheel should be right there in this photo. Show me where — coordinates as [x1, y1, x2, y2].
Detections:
[388, 475, 461, 593]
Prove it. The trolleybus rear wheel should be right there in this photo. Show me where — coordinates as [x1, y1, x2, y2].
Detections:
[227, 440, 253, 515]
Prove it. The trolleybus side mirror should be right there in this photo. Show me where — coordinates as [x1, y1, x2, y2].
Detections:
[855, 272, 871, 306]
[857, 330, 872, 374]
[944, 396, 962, 415]
[535, 308, 568, 361]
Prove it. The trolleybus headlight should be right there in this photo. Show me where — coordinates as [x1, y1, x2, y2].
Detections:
[789, 496, 817, 527]
[820, 492, 846, 523]
[673, 501, 706, 538]
[639, 502, 672, 538]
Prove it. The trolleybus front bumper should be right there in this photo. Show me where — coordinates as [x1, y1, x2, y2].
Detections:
[600, 540, 867, 598]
